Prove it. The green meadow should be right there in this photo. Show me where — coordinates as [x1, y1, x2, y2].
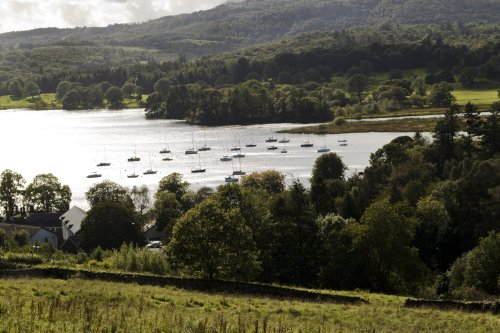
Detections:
[0, 278, 498, 333]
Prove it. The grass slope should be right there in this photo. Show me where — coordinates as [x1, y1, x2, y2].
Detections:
[0, 94, 144, 110]
[0, 278, 498, 333]
[286, 117, 442, 134]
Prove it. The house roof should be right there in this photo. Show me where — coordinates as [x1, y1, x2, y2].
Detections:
[0, 224, 56, 239]
[15, 213, 62, 228]
[60, 206, 87, 232]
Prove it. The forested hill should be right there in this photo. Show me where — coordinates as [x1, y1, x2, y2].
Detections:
[1, 0, 499, 56]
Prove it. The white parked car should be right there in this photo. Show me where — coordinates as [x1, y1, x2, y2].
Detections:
[146, 241, 163, 249]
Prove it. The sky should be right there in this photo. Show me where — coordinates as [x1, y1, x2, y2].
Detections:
[0, 0, 227, 33]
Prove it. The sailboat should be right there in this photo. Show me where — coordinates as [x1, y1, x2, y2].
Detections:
[143, 155, 158, 175]
[97, 148, 111, 167]
[339, 134, 348, 147]
[225, 175, 239, 183]
[267, 145, 278, 150]
[245, 133, 257, 147]
[233, 158, 246, 176]
[128, 146, 140, 162]
[191, 155, 206, 173]
[231, 139, 242, 151]
[86, 172, 102, 179]
[317, 136, 330, 153]
[278, 135, 290, 143]
[281, 147, 288, 154]
[160, 137, 171, 154]
[127, 165, 139, 178]
[185, 134, 198, 155]
[198, 132, 211, 151]
[301, 136, 314, 147]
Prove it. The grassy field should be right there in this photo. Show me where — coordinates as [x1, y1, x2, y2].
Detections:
[0, 94, 144, 110]
[453, 88, 498, 105]
[0, 278, 498, 333]
[285, 117, 443, 134]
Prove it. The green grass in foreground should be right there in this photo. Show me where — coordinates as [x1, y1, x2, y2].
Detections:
[0, 278, 498, 333]
[286, 117, 442, 134]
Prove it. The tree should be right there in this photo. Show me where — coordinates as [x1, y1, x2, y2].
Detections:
[105, 86, 124, 109]
[428, 82, 455, 107]
[62, 89, 82, 110]
[317, 214, 359, 289]
[240, 171, 285, 195]
[24, 81, 40, 100]
[24, 174, 71, 212]
[122, 83, 139, 98]
[130, 185, 150, 215]
[85, 180, 133, 208]
[433, 104, 460, 166]
[354, 199, 427, 292]
[8, 80, 24, 99]
[311, 152, 347, 214]
[78, 202, 144, 251]
[56, 81, 72, 100]
[268, 181, 319, 286]
[0, 170, 25, 220]
[448, 232, 500, 295]
[459, 67, 478, 87]
[157, 173, 189, 202]
[348, 74, 369, 103]
[463, 102, 481, 155]
[414, 195, 450, 270]
[166, 198, 260, 280]
[481, 102, 500, 157]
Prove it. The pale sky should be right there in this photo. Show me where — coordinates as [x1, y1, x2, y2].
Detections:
[0, 0, 228, 33]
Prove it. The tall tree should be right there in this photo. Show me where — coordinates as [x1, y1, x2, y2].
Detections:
[463, 102, 481, 155]
[24, 174, 71, 212]
[354, 199, 427, 292]
[348, 73, 369, 103]
[311, 152, 347, 214]
[0, 170, 25, 220]
[78, 202, 144, 251]
[85, 180, 133, 208]
[105, 86, 124, 109]
[24, 81, 40, 100]
[167, 198, 260, 280]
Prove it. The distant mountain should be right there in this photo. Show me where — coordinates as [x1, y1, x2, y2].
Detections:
[1, 0, 498, 57]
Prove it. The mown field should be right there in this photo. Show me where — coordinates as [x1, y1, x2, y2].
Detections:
[0, 278, 498, 333]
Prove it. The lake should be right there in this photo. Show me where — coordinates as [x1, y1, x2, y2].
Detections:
[0, 108, 421, 209]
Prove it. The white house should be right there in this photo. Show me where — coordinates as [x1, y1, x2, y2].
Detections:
[60, 206, 87, 241]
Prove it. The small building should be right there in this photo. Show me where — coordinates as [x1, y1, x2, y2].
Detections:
[0, 224, 59, 248]
[14, 213, 63, 235]
[144, 224, 165, 241]
[60, 206, 87, 241]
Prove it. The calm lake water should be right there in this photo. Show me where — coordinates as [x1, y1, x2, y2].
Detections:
[0, 108, 421, 209]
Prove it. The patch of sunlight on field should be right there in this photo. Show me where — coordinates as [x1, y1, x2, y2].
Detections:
[453, 89, 499, 105]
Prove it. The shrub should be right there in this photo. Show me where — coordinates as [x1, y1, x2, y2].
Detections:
[110, 243, 169, 275]
[2, 252, 43, 265]
[334, 116, 346, 126]
[448, 232, 500, 295]
[13, 230, 29, 247]
[0, 230, 6, 248]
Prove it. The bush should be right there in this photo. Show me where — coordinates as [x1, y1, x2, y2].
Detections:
[2, 252, 43, 265]
[334, 116, 346, 126]
[448, 232, 500, 295]
[110, 243, 169, 275]
[13, 230, 29, 247]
